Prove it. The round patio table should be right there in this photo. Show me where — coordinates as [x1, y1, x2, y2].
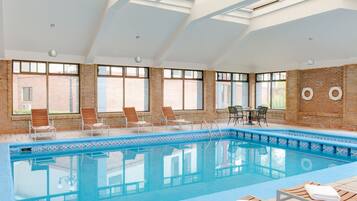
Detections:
[242, 108, 257, 125]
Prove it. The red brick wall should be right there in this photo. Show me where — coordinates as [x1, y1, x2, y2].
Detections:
[286, 65, 357, 130]
[299, 67, 343, 114]
[2, 58, 357, 134]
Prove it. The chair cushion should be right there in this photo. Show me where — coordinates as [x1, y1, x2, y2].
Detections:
[33, 125, 55, 130]
[93, 123, 104, 127]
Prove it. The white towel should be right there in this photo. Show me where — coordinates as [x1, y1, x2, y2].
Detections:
[305, 184, 340, 201]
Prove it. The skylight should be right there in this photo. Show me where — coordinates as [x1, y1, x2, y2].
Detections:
[130, 0, 194, 13]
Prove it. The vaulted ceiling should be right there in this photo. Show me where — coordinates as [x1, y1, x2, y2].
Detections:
[0, 0, 357, 72]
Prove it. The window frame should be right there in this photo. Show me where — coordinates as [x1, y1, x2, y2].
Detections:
[163, 68, 204, 111]
[12, 60, 80, 115]
[97, 65, 150, 113]
[255, 71, 286, 110]
[215, 71, 249, 109]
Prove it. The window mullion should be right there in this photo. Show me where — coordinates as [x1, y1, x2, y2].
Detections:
[182, 78, 185, 110]
[46, 62, 49, 113]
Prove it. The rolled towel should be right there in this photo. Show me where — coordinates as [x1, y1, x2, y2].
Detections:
[305, 184, 340, 201]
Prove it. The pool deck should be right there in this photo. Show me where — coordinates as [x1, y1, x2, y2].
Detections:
[1, 121, 357, 143]
[1, 122, 357, 200]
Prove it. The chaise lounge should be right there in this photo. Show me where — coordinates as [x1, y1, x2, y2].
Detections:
[81, 108, 110, 136]
[162, 106, 193, 130]
[277, 182, 357, 201]
[123, 107, 153, 133]
[29, 109, 56, 141]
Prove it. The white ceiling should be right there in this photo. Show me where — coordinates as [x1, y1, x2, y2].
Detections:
[1, 0, 357, 72]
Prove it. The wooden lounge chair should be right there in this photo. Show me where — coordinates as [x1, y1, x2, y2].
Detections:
[239, 195, 262, 201]
[81, 108, 109, 136]
[162, 106, 193, 130]
[123, 107, 153, 133]
[29, 109, 56, 141]
[277, 182, 357, 201]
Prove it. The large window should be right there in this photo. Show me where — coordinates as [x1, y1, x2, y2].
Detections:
[216, 72, 249, 109]
[163, 69, 203, 110]
[256, 72, 286, 109]
[12, 61, 79, 115]
[97, 65, 149, 112]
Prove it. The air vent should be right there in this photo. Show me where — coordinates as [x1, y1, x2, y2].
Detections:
[21, 147, 32, 152]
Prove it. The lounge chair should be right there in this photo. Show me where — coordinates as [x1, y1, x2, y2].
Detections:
[162, 106, 193, 130]
[29, 109, 56, 141]
[277, 182, 357, 201]
[123, 107, 153, 133]
[81, 108, 109, 136]
[239, 195, 262, 201]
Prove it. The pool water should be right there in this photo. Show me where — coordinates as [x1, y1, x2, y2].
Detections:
[12, 139, 352, 201]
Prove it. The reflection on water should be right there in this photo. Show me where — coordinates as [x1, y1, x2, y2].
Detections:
[12, 140, 349, 201]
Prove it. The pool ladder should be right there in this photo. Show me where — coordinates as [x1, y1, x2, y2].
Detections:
[201, 120, 223, 150]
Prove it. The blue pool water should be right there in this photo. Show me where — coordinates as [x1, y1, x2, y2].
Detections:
[11, 138, 353, 201]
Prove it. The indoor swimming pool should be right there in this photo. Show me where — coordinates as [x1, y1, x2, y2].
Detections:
[6, 128, 357, 201]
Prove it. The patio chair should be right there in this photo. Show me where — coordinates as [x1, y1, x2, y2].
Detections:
[256, 106, 268, 127]
[228, 106, 246, 125]
[239, 195, 262, 201]
[29, 109, 56, 141]
[81, 108, 109, 136]
[162, 106, 193, 130]
[277, 182, 357, 201]
[123, 107, 153, 133]
[235, 105, 247, 125]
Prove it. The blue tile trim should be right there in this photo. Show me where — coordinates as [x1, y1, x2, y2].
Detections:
[10, 129, 235, 157]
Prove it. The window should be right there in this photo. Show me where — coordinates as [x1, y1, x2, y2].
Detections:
[163, 69, 203, 110]
[256, 72, 286, 109]
[48, 63, 80, 114]
[216, 72, 249, 109]
[12, 61, 80, 114]
[97, 65, 149, 112]
[22, 87, 32, 101]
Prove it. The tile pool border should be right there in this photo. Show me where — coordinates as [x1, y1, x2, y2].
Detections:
[2, 127, 357, 201]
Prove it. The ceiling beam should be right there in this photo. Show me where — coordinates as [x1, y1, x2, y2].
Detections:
[342, 0, 357, 11]
[210, 27, 251, 67]
[211, 0, 344, 67]
[153, 0, 260, 66]
[248, 0, 343, 32]
[0, 0, 4, 58]
[85, 0, 129, 63]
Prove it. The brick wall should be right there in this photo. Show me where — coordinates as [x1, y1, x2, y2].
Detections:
[286, 65, 357, 130]
[2, 59, 357, 134]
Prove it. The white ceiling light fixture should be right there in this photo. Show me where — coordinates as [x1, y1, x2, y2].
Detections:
[134, 35, 142, 63]
[48, 23, 57, 57]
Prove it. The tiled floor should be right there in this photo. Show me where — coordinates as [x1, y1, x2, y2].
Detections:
[2, 120, 357, 200]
